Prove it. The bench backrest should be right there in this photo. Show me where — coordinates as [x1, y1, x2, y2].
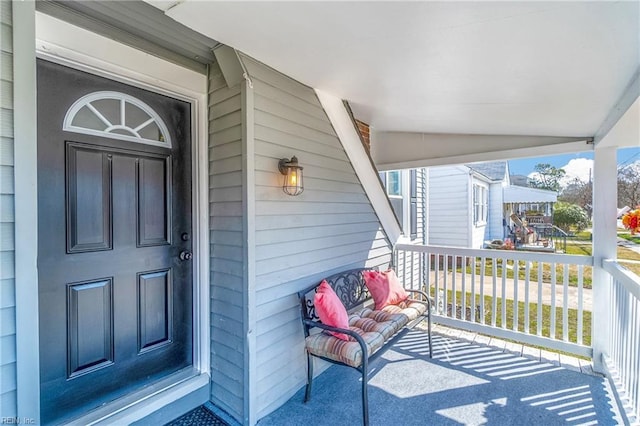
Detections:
[297, 268, 378, 335]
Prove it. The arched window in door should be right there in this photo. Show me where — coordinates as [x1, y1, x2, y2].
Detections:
[63, 91, 172, 148]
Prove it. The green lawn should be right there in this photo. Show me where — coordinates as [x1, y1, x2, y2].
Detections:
[618, 232, 640, 244]
[564, 243, 640, 276]
[458, 258, 593, 288]
[431, 289, 591, 346]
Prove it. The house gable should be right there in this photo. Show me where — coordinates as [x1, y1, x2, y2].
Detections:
[208, 49, 393, 424]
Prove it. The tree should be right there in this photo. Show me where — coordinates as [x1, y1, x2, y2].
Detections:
[529, 163, 566, 192]
[553, 201, 590, 233]
[560, 177, 592, 217]
[618, 163, 640, 208]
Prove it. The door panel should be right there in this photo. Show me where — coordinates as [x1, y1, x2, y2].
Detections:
[37, 59, 193, 425]
[137, 157, 170, 246]
[66, 146, 112, 252]
[67, 278, 114, 378]
[138, 269, 172, 353]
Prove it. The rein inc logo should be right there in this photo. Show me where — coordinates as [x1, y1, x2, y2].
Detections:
[1, 418, 35, 425]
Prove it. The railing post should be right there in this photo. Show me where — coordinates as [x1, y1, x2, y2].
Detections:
[591, 146, 617, 373]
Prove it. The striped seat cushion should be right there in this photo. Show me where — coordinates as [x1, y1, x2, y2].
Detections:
[305, 326, 386, 368]
[380, 299, 428, 323]
[349, 314, 398, 341]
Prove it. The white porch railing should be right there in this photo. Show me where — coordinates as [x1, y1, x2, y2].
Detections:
[394, 243, 593, 358]
[603, 259, 640, 422]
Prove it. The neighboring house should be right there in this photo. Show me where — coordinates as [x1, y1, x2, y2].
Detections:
[427, 161, 557, 249]
[379, 169, 427, 244]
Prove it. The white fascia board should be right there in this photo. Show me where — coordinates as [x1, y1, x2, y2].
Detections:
[373, 133, 592, 170]
[315, 89, 402, 245]
[595, 67, 640, 146]
[597, 97, 640, 149]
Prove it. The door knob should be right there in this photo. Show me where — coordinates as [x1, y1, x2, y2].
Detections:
[179, 250, 193, 261]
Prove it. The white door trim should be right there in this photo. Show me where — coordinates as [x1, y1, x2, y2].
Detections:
[17, 11, 210, 422]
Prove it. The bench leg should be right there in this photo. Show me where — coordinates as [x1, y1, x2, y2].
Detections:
[304, 351, 313, 403]
[361, 359, 369, 426]
[428, 312, 433, 358]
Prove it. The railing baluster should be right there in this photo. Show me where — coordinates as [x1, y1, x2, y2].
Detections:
[452, 256, 457, 319]
[563, 264, 569, 342]
[513, 260, 519, 332]
[462, 256, 467, 321]
[480, 257, 485, 324]
[471, 257, 476, 323]
[444, 255, 448, 317]
[577, 265, 583, 346]
[492, 258, 497, 328]
[537, 262, 543, 337]
[434, 253, 440, 315]
[524, 261, 530, 334]
[631, 299, 640, 420]
[403, 250, 408, 287]
[425, 250, 430, 296]
[550, 262, 556, 339]
[501, 258, 507, 329]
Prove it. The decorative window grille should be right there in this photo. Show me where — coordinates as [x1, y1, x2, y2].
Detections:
[63, 91, 172, 148]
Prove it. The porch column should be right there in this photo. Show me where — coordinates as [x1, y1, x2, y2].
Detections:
[591, 146, 617, 373]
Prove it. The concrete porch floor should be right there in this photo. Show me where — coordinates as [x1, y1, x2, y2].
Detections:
[258, 325, 622, 425]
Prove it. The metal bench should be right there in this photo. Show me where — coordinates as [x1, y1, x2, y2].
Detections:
[297, 267, 433, 425]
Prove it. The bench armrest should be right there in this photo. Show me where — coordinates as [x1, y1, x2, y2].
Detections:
[405, 289, 434, 310]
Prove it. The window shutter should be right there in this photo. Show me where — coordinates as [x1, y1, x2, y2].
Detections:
[410, 170, 418, 239]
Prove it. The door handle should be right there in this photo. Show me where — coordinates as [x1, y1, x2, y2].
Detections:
[179, 250, 193, 261]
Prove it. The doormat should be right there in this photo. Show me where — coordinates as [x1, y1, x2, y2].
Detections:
[166, 405, 228, 426]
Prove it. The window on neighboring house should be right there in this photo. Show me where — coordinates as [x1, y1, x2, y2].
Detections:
[380, 170, 419, 240]
[385, 171, 402, 196]
[473, 184, 488, 225]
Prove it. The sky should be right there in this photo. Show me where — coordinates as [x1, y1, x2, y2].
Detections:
[508, 146, 640, 185]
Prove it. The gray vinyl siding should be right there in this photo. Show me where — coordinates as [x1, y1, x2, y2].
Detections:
[208, 61, 245, 420]
[240, 54, 392, 419]
[0, 0, 16, 417]
[427, 166, 469, 247]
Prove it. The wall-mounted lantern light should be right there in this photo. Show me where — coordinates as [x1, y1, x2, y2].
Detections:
[278, 156, 304, 196]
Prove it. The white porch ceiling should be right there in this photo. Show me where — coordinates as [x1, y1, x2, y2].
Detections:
[150, 1, 640, 158]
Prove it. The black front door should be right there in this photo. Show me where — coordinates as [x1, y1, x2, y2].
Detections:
[37, 60, 193, 424]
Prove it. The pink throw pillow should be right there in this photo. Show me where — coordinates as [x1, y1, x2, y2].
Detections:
[363, 269, 409, 310]
[314, 280, 350, 341]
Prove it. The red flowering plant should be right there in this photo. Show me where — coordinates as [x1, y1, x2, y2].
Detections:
[622, 207, 640, 234]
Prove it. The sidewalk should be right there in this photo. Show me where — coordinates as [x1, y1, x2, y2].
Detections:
[427, 270, 593, 311]
[617, 236, 640, 254]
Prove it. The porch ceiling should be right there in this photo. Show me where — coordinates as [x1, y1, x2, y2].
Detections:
[150, 2, 637, 140]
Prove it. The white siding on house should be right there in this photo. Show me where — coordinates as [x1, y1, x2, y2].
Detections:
[427, 166, 469, 247]
[0, 0, 16, 417]
[470, 178, 488, 249]
[208, 61, 245, 420]
[487, 182, 504, 241]
[396, 168, 426, 288]
[240, 54, 392, 419]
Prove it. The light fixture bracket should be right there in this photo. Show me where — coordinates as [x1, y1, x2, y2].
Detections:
[278, 156, 301, 175]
